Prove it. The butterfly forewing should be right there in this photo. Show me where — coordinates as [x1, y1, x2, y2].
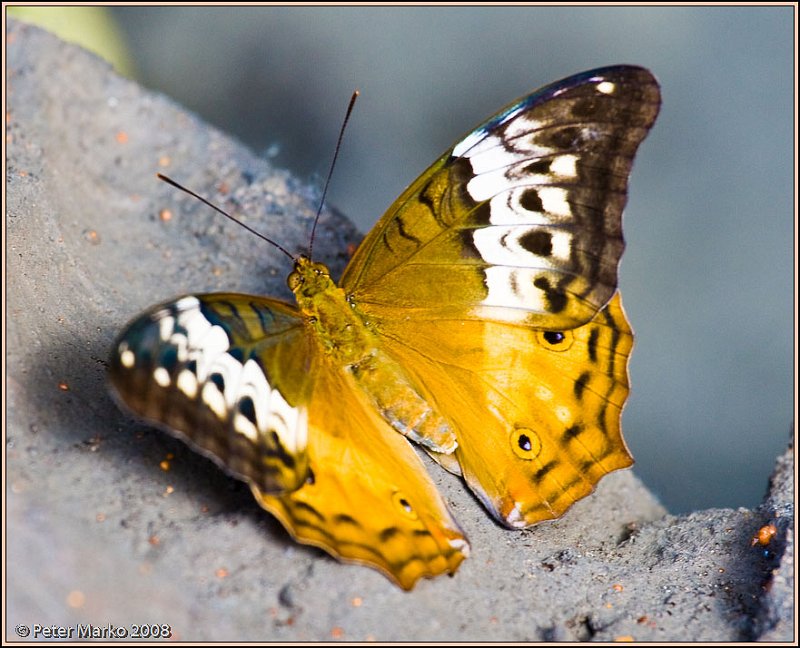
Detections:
[109, 294, 313, 495]
[343, 65, 660, 330]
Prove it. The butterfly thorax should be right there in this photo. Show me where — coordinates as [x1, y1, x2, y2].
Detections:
[288, 255, 375, 363]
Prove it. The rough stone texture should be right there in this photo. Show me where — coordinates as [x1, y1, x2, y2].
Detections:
[6, 21, 794, 642]
[753, 434, 795, 642]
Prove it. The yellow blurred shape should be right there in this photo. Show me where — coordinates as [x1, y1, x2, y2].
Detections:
[9, 6, 135, 77]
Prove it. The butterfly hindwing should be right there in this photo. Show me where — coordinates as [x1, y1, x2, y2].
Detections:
[365, 292, 634, 527]
[253, 351, 468, 590]
[342, 65, 660, 330]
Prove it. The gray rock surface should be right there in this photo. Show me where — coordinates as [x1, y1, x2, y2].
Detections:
[6, 20, 794, 642]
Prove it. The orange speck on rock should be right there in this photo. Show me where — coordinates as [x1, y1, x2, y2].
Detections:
[215, 568, 228, 579]
[58, 381, 69, 391]
[614, 636, 635, 642]
[66, 590, 86, 608]
[637, 615, 649, 624]
[116, 131, 129, 144]
[752, 523, 777, 547]
[331, 627, 344, 639]
[96, 513, 106, 522]
[159, 209, 173, 222]
[159, 460, 171, 471]
[351, 597, 363, 607]
[158, 155, 171, 168]
[612, 583, 624, 592]
[148, 535, 160, 546]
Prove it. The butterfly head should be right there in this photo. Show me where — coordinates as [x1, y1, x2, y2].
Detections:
[288, 255, 335, 301]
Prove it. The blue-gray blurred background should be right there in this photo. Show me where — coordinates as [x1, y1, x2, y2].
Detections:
[29, 6, 795, 514]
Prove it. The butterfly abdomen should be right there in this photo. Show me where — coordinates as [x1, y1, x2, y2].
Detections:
[348, 350, 457, 453]
[109, 295, 310, 495]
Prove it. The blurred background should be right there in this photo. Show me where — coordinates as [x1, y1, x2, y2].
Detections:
[12, 5, 794, 515]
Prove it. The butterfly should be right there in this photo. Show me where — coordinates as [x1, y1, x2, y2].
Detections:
[109, 65, 660, 590]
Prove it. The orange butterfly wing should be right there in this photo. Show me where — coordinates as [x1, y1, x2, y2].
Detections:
[110, 294, 467, 589]
[361, 292, 633, 527]
[339, 66, 659, 527]
[254, 350, 468, 590]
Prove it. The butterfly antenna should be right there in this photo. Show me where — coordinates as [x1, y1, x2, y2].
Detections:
[308, 89, 360, 260]
[157, 173, 294, 261]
